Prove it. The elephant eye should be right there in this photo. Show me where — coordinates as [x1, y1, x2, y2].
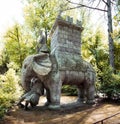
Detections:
[24, 64, 27, 69]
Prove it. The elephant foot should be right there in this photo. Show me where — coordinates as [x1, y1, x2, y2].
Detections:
[86, 100, 95, 104]
[76, 98, 85, 104]
[44, 101, 50, 106]
[48, 104, 60, 110]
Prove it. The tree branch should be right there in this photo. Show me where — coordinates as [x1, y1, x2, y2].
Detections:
[96, 0, 102, 8]
[110, 0, 116, 5]
[5, 34, 17, 41]
[65, 0, 107, 12]
[102, 0, 107, 5]
[64, 5, 83, 11]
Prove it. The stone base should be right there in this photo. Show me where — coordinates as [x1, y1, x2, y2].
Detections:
[48, 105, 61, 110]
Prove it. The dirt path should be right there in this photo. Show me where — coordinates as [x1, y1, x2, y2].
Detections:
[1, 96, 120, 124]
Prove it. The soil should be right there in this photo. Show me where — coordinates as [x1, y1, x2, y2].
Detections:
[0, 96, 120, 124]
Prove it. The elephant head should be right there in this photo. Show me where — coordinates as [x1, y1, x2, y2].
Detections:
[32, 53, 53, 79]
[21, 53, 52, 91]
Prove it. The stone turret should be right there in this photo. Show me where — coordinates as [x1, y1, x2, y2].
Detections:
[50, 16, 83, 55]
[50, 16, 84, 71]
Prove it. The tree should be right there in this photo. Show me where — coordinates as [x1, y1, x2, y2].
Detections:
[112, 2, 120, 73]
[23, 0, 73, 52]
[114, 41, 120, 72]
[4, 24, 34, 68]
[23, 0, 58, 41]
[64, 0, 117, 72]
[0, 64, 21, 118]
[106, 0, 115, 70]
[0, 47, 9, 74]
[82, 28, 109, 69]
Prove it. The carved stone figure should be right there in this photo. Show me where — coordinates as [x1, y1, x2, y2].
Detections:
[37, 30, 49, 53]
[18, 76, 44, 110]
[21, 52, 95, 110]
[20, 17, 96, 110]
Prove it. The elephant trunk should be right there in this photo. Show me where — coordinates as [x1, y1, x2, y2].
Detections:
[21, 73, 30, 91]
[21, 68, 36, 92]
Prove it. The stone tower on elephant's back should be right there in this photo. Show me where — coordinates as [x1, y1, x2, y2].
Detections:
[50, 16, 84, 71]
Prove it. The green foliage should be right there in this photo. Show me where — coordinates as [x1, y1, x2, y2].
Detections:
[24, 0, 58, 37]
[98, 66, 120, 99]
[113, 11, 120, 28]
[82, 28, 120, 99]
[0, 66, 21, 118]
[23, 0, 72, 50]
[4, 24, 36, 68]
[113, 9, 120, 42]
[0, 93, 14, 118]
[62, 85, 77, 96]
[114, 41, 120, 72]
[0, 0, 119, 110]
[22, 0, 62, 54]
[0, 49, 8, 74]
[82, 28, 109, 69]
[113, 10, 120, 72]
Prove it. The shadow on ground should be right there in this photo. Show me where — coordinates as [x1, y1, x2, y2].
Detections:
[1, 96, 120, 124]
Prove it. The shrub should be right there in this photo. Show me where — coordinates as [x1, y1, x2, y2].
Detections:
[0, 93, 13, 118]
[62, 85, 77, 96]
[98, 66, 120, 99]
[0, 66, 21, 119]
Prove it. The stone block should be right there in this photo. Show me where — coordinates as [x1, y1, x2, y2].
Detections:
[66, 16, 73, 23]
[50, 16, 83, 59]
[76, 20, 82, 27]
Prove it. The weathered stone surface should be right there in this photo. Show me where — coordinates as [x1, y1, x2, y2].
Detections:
[51, 21, 82, 49]
[17, 77, 44, 109]
[50, 17, 84, 71]
[20, 17, 95, 110]
[33, 53, 52, 76]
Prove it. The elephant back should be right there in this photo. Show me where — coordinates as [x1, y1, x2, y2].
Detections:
[53, 51, 93, 72]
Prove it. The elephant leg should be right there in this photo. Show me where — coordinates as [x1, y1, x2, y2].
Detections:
[44, 89, 51, 106]
[48, 80, 62, 110]
[86, 84, 95, 104]
[77, 84, 85, 103]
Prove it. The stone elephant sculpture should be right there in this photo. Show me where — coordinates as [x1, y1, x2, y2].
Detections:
[21, 52, 96, 110]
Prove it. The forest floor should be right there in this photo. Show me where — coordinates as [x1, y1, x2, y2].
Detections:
[0, 95, 120, 124]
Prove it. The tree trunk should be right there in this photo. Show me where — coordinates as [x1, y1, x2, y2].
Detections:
[107, 0, 115, 71]
[16, 27, 22, 67]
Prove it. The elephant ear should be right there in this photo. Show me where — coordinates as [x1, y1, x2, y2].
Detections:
[32, 53, 52, 76]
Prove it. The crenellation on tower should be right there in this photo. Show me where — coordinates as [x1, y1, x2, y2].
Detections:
[50, 16, 83, 54]
[50, 16, 83, 70]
